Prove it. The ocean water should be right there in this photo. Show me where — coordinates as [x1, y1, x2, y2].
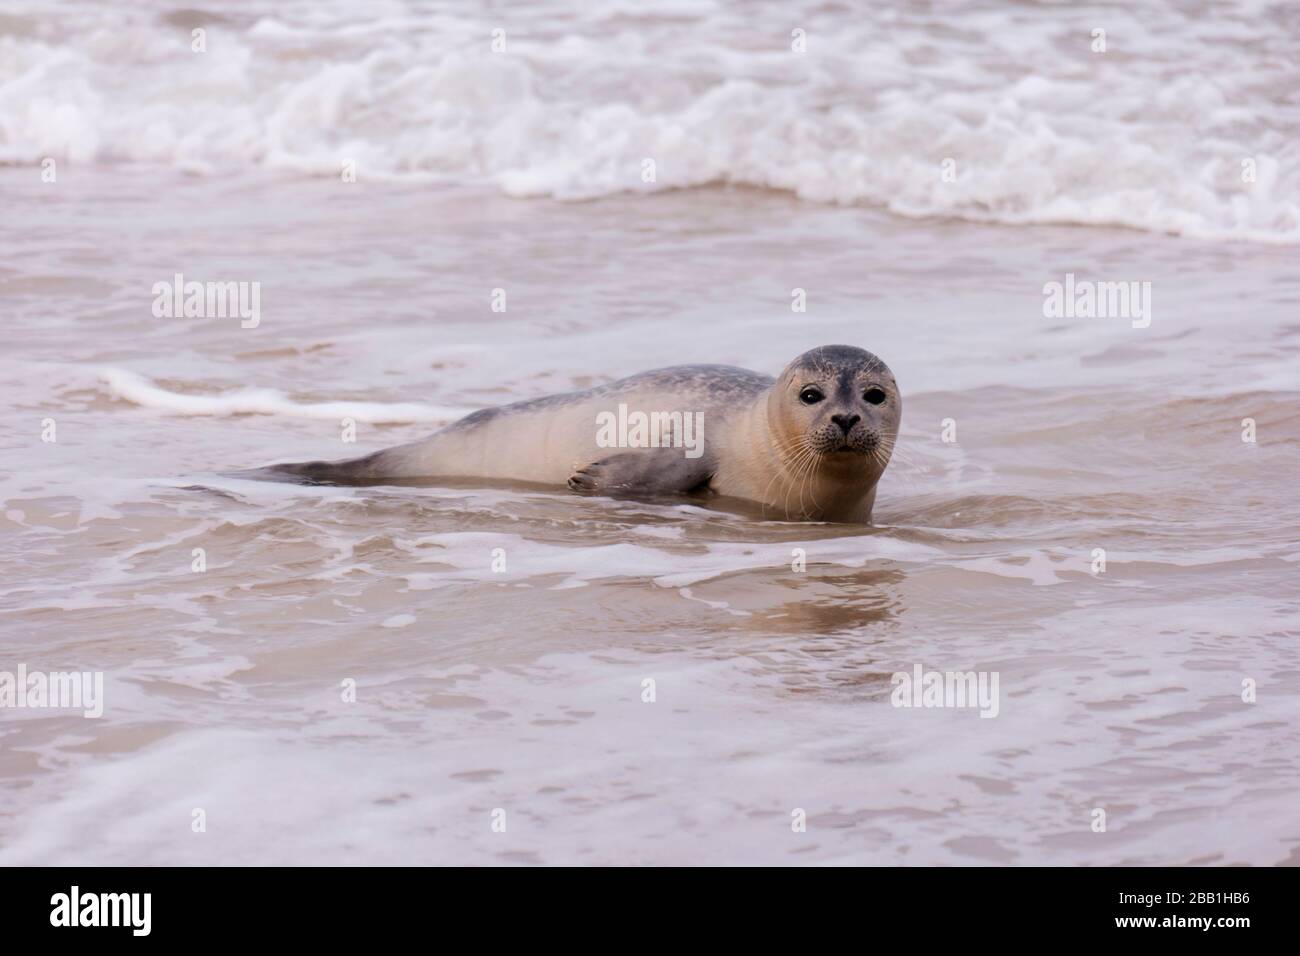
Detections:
[1, 0, 1298, 865]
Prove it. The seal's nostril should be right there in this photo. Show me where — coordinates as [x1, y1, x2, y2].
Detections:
[830, 413, 860, 435]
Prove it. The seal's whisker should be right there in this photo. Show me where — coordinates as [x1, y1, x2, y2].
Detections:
[781, 444, 816, 518]
[796, 444, 823, 517]
[782, 444, 820, 519]
[762, 436, 809, 511]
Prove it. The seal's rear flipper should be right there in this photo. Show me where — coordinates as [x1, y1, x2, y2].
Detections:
[233, 451, 392, 486]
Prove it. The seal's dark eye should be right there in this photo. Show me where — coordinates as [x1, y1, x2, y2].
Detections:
[863, 387, 887, 405]
[799, 387, 824, 405]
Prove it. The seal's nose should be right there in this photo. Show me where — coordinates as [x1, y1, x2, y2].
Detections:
[831, 413, 860, 435]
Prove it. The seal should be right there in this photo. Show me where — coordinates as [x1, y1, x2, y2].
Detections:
[259, 345, 901, 522]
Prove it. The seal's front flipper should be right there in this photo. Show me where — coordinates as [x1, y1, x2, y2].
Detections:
[567, 451, 713, 498]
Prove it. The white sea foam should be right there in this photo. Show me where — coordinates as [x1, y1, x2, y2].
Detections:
[393, 530, 948, 590]
[1, 0, 1295, 242]
[102, 368, 466, 422]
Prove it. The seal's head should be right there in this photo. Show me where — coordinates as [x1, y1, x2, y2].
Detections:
[768, 344, 901, 481]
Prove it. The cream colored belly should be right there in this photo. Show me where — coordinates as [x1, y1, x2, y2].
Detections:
[397, 391, 728, 485]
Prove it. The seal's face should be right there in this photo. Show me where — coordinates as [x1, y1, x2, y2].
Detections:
[770, 345, 901, 482]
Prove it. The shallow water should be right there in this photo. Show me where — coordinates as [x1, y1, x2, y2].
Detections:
[2, 0, 1299, 866]
[3, 170, 1297, 865]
